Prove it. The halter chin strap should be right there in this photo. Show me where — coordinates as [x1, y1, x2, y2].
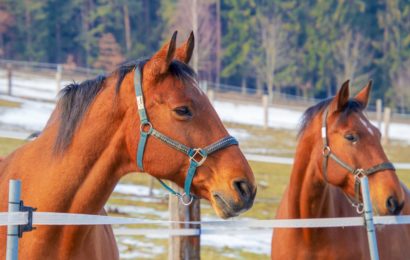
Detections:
[321, 107, 395, 212]
[134, 68, 238, 205]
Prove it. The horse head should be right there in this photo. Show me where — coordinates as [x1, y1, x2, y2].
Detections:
[125, 32, 256, 218]
[317, 80, 404, 215]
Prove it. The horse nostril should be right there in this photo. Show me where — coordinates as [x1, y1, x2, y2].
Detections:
[233, 180, 251, 202]
[386, 196, 404, 215]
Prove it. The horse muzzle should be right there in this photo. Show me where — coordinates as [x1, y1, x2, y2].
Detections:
[211, 179, 256, 219]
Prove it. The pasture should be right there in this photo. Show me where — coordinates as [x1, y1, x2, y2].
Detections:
[2, 121, 410, 259]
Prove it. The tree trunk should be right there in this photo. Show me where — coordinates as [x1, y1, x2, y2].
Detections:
[256, 77, 262, 95]
[192, 0, 198, 72]
[55, 21, 61, 63]
[241, 77, 246, 94]
[326, 84, 332, 98]
[24, 0, 32, 60]
[0, 33, 4, 57]
[123, 4, 132, 52]
[267, 77, 273, 102]
[215, 0, 221, 89]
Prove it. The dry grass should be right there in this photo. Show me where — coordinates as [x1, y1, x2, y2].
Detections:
[0, 98, 21, 108]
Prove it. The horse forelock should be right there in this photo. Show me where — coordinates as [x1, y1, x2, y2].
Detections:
[298, 98, 364, 137]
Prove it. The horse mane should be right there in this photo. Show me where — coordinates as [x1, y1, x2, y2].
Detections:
[298, 97, 364, 137]
[54, 59, 197, 154]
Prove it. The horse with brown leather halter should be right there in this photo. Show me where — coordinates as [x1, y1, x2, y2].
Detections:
[271, 80, 410, 260]
[0, 32, 256, 260]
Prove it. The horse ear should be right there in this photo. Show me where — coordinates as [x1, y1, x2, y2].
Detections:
[355, 80, 372, 109]
[331, 80, 350, 112]
[175, 31, 195, 64]
[148, 31, 178, 75]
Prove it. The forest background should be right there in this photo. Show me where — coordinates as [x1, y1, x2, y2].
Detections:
[0, 0, 409, 111]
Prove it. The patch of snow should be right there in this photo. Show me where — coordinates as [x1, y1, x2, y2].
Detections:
[114, 184, 166, 197]
[109, 204, 168, 219]
[227, 128, 251, 141]
[1, 86, 410, 144]
[215, 100, 302, 130]
[202, 231, 271, 255]
[0, 97, 54, 131]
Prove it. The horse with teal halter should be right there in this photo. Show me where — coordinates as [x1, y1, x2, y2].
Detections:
[134, 69, 238, 205]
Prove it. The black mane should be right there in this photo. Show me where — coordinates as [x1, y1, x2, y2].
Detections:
[54, 59, 197, 153]
[298, 98, 364, 136]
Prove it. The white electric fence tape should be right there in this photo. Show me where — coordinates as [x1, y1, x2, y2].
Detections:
[1, 212, 410, 229]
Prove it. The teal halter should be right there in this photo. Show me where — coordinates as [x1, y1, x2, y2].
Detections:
[134, 68, 238, 205]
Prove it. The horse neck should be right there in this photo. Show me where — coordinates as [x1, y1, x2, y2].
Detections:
[31, 73, 136, 214]
[287, 124, 330, 220]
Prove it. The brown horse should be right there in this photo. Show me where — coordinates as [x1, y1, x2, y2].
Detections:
[271, 81, 410, 259]
[0, 32, 256, 259]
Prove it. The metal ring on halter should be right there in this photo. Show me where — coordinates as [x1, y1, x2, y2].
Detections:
[353, 202, 364, 214]
[354, 168, 365, 179]
[140, 122, 153, 134]
[322, 146, 331, 157]
[190, 148, 207, 166]
[180, 193, 194, 206]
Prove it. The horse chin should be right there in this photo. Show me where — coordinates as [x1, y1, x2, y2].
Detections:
[210, 192, 246, 219]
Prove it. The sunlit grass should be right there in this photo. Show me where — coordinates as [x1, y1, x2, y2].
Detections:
[0, 137, 26, 156]
[0, 98, 21, 108]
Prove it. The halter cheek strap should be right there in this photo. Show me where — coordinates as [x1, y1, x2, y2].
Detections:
[321, 107, 395, 212]
[134, 68, 238, 205]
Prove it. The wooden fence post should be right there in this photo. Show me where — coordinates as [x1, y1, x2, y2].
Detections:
[376, 99, 382, 130]
[199, 80, 208, 92]
[262, 94, 269, 129]
[207, 89, 215, 105]
[148, 177, 155, 196]
[56, 64, 62, 94]
[382, 107, 391, 146]
[7, 63, 12, 96]
[168, 183, 200, 260]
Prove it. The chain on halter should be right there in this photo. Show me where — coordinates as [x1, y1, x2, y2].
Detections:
[321, 107, 395, 214]
[134, 68, 238, 206]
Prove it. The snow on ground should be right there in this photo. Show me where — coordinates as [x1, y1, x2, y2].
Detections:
[0, 69, 71, 100]
[1, 72, 410, 143]
[114, 183, 166, 197]
[0, 95, 54, 131]
[113, 183, 271, 256]
[214, 100, 303, 130]
[1, 93, 410, 144]
[214, 100, 410, 144]
[202, 231, 271, 255]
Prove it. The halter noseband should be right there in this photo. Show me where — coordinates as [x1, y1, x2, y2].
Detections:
[134, 68, 238, 205]
[321, 106, 395, 213]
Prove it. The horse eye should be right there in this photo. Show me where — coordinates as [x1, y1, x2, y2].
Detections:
[173, 106, 192, 117]
[344, 134, 358, 142]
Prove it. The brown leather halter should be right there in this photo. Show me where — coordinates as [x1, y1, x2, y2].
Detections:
[321, 106, 395, 213]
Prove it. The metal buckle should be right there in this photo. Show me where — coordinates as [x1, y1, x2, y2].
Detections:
[140, 122, 152, 134]
[322, 146, 331, 157]
[180, 193, 194, 206]
[190, 148, 207, 166]
[354, 168, 365, 179]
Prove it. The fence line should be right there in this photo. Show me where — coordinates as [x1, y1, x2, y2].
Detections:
[3, 176, 408, 260]
[2, 211, 410, 230]
[1, 58, 410, 122]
